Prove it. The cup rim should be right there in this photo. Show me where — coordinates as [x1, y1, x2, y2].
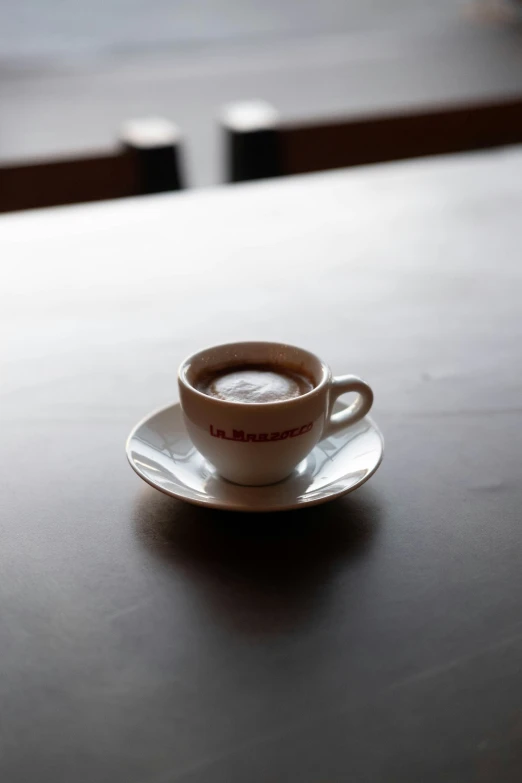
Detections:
[178, 341, 330, 409]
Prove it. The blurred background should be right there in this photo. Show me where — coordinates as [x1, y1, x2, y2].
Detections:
[1, 0, 522, 197]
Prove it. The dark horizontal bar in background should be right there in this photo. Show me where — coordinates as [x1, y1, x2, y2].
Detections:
[222, 95, 522, 183]
[280, 96, 522, 175]
[0, 117, 184, 213]
[0, 152, 139, 213]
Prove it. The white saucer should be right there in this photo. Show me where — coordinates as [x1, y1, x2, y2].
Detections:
[126, 402, 384, 512]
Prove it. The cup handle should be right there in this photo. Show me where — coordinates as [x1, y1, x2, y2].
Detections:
[322, 375, 374, 438]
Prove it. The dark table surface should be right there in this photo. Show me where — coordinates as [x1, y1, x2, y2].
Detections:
[1, 148, 521, 783]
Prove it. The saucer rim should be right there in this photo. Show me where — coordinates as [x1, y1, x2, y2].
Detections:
[126, 401, 384, 512]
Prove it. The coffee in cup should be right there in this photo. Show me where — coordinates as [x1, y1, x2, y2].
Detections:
[195, 363, 314, 403]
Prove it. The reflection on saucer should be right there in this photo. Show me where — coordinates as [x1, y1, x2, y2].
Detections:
[127, 401, 383, 512]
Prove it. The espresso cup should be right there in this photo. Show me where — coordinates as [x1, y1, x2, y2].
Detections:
[178, 341, 374, 486]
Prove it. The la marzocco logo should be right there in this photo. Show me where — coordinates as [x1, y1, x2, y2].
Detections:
[209, 422, 313, 443]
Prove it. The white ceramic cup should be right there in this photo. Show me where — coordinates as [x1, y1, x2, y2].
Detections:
[178, 341, 374, 486]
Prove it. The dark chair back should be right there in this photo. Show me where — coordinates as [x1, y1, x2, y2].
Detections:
[0, 117, 184, 213]
[222, 96, 522, 183]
